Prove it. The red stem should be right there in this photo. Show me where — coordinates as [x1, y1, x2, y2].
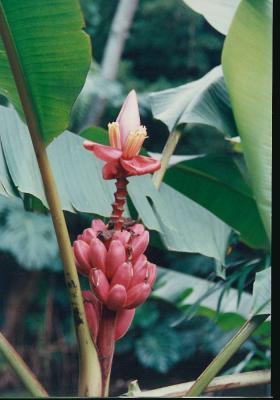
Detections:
[109, 176, 128, 230]
[97, 307, 117, 396]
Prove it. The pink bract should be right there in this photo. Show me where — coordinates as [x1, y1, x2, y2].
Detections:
[83, 90, 160, 179]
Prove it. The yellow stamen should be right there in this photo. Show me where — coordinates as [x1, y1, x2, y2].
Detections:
[122, 126, 148, 159]
[108, 122, 121, 149]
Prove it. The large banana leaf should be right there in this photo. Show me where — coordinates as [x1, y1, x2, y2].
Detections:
[0, 0, 90, 143]
[164, 155, 269, 249]
[0, 106, 231, 263]
[222, 0, 272, 241]
[150, 66, 237, 137]
[182, 0, 240, 35]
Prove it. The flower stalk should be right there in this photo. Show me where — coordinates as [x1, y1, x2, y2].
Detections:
[74, 90, 160, 395]
[0, 8, 102, 396]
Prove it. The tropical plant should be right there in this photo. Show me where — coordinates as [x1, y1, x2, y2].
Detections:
[0, 0, 271, 397]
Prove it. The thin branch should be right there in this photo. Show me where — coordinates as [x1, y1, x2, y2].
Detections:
[152, 130, 182, 190]
[0, 332, 48, 397]
[127, 370, 270, 397]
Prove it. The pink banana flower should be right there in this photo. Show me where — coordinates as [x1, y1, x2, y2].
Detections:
[83, 90, 161, 179]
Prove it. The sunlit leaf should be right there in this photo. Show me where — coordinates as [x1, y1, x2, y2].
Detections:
[150, 65, 237, 137]
[251, 267, 271, 316]
[222, 0, 272, 240]
[0, 0, 91, 143]
[183, 0, 241, 35]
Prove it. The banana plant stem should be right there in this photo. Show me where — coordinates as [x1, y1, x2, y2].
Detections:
[130, 369, 270, 397]
[0, 332, 48, 397]
[0, 7, 102, 396]
[152, 130, 181, 190]
[185, 314, 269, 397]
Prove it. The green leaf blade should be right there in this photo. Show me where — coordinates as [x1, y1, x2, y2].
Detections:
[164, 155, 269, 249]
[222, 0, 272, 240]
[0, 0, 91, 143]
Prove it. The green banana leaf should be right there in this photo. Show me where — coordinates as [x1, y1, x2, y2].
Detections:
[0, 0, 91, 143]
[164, 155, 269, 249]
[0, 106, 231, 263]
[222, 0, 272, 241]
[150, 65, 237, 137]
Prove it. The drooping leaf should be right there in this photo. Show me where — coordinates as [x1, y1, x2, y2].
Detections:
[164, 154, 269, 249]
[150, 65, 237, 137]
[222, 0, 272, 240]
[0, 195, 60, 270]
[153, 266, 252, 330]
[0, 0, 91, 143]
[183, 0, 241, 35]
[251, 267, 271, 316]
[0, 106, 231, 263]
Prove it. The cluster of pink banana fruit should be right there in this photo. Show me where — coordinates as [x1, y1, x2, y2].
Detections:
[73, 219, 157, 342]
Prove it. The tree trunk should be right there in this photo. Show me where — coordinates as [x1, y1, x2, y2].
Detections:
[80, 0, 139, 130]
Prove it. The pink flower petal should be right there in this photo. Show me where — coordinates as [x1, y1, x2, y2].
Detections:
[120, 155, 161, 176]
[116, 90, 141, 145]
[83, 140, 122, 162]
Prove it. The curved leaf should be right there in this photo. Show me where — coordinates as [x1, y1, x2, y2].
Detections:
[0, 106, 231, 263]
[251, 267, 271, 316]
[0, 0, 91, 143]
[222, 0, 272, 240]
[164, 155, 269, 249]
[153, 266, 252, 330]
[183, 0, 241, 35]
[150, 66, 237, 137]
